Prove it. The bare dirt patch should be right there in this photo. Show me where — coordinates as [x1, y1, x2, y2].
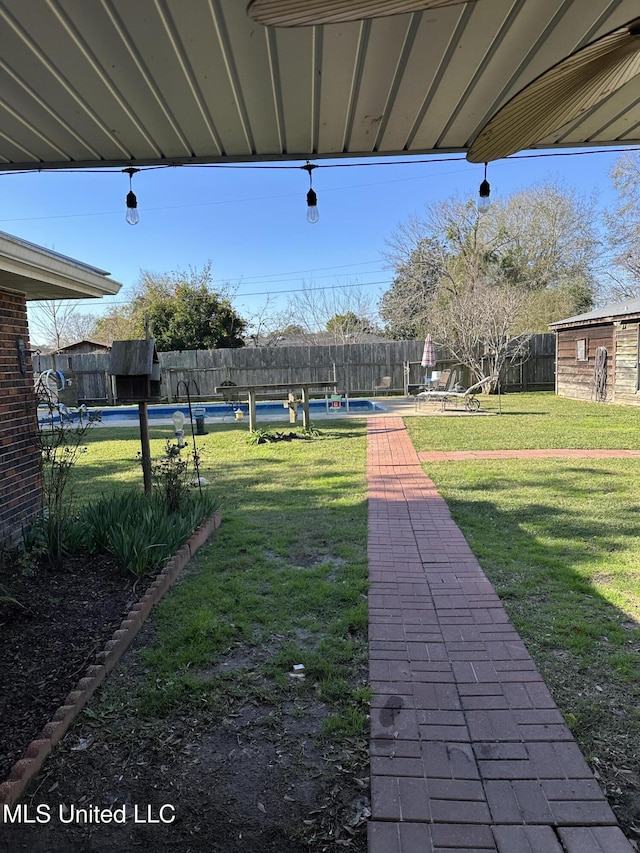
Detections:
[0, 561, 369, 853]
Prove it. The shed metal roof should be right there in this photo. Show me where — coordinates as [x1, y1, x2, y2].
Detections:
[550, 297, 640, 329]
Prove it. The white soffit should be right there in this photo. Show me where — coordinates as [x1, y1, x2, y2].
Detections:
[0, 0, 637, 172]
[0, 232, 122, 300]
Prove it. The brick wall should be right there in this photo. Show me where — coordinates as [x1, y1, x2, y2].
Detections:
[0, 289, 42, 546]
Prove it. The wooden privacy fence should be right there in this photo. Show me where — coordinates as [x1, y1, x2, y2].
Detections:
[32, 335, 555, 403]
[499, 333, 556, 391]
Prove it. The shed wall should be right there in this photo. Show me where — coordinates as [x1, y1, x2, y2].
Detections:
[613, 321, 639, 405]
[555, 321, 640, 406]
[555, 324, 615, 402]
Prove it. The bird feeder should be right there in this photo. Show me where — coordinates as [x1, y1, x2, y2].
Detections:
[109, 339, 161, 496]
[109, 339, 161, 402]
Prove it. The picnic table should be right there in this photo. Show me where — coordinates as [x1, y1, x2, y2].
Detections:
[214, 381, 337, 432]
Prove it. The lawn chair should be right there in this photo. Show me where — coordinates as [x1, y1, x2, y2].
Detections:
[374, 375, 392, 396]
[415, 373, 494, 413]
[430, 369, 451, 391]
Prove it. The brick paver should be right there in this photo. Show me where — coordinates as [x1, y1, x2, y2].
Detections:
[367, 417, 634, 853]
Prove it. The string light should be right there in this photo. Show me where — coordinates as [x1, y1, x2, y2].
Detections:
[478, 162, 490, 214]
[0, 145, 636, 227]
[123, 167, 140, 225]
[302, 162, 319, 224]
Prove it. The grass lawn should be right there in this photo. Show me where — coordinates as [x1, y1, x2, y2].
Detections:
[51, 396, 640, 834]
[406, 391, 640, 451]
[406, 394, 640, 827]
[71, 418, 370, 736]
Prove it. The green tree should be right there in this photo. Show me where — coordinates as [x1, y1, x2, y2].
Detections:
[326, 311, 372, 337]
[93, 263, 246, 351]
[378, 237, 443, 339]
[381, 182, 600, 386]
[92, 305, 138, 343]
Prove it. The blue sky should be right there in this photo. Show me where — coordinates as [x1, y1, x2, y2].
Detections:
[2, 146, 630, 336]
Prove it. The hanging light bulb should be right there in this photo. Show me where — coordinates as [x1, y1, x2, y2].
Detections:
[306, 188, 319, 224]
[478, 162, 490, 214]
[123, 167, 140, 225]
[302, 162, 319, 224]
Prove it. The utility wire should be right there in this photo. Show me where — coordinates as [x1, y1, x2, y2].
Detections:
[29, 277, 393, 308]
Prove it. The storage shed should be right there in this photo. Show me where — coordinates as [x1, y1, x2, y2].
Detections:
[550, 299, 640, 405]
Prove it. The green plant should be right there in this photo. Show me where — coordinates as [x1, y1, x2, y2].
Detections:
[300, 423, 321, 437]
[247, 428, 315, 445]
[35, 405, 101, 567]
[247, 428, 275, 445]
[146, 440, 203, 513]
[72, 489, 219, 577]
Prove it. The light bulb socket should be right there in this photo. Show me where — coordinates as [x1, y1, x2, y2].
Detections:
[479, 179, 490, 200]
[126, 190, 138, 210]
[306, 188, 317, 208]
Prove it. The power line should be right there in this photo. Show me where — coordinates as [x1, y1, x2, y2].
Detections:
[229, 258, 383, 281]
[29, 276, 393, 310]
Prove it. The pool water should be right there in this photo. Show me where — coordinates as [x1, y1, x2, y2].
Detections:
[38, 398, 385, 424]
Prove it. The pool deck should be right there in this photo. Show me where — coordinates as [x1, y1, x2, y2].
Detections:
[366, 415, 634, 853]
[55, 395, 471, 428]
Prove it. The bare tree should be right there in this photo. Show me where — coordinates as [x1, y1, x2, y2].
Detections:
[243, 294, 301, 346]
[27, 300, 98, 349]
[429, 280, 531, 385]
[605, 151, 640, 299]
[381, 183, 600, 387]
[285, 281, 379, 343]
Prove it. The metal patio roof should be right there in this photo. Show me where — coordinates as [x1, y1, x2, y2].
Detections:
[1, 0, 639, 172]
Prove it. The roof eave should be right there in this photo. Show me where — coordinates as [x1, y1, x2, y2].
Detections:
[550, 313, 640, 330]
[0, 233, 121, 301]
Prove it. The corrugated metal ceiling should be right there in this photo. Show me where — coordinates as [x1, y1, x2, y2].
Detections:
[0, 0, 638, 171]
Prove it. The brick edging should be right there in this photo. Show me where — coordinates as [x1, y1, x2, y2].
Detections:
[0, 509, 222, 811]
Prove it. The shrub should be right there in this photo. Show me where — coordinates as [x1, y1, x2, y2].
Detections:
[35, 406, 102, 567]
[72, 490, 219, 577]
[144, 440, 204, 514]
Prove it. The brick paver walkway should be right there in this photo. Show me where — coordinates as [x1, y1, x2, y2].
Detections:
[367, 417, 634, 853]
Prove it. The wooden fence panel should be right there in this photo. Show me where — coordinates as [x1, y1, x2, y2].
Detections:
[31, 336, 555, 402]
